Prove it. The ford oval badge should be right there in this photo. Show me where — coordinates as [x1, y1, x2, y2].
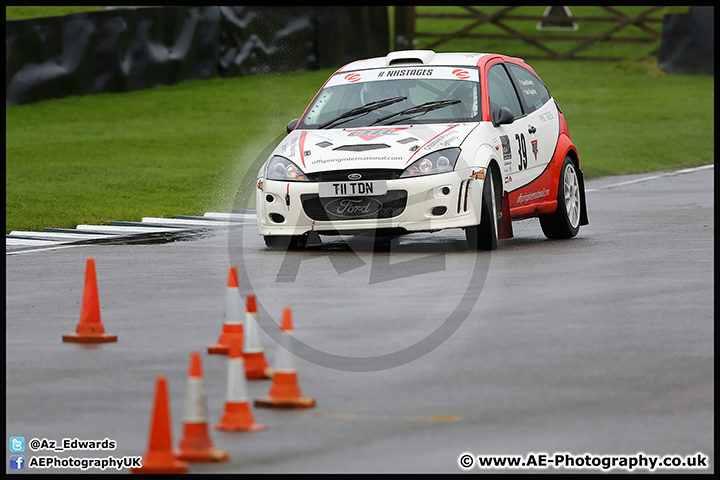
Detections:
[348, 173, 362, 180]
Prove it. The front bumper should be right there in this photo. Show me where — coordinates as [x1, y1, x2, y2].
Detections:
[257, 168, 486, 236]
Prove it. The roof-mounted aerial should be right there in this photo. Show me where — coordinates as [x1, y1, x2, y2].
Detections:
[386, 50, 436, 66]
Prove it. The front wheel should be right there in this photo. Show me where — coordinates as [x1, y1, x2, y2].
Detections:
[466, 169, 499, 251]
[540, 156, 581, 239]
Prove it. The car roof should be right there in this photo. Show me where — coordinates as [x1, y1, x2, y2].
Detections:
[337, 50, 525, 73]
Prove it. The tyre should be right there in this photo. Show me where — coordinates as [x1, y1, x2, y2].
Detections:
[540, 156, 581, 239]
[466, 168, 499, 251]
[264, 234, 307, 250]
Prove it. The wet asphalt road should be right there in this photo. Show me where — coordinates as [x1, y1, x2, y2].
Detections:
[5, 166, 714, 474]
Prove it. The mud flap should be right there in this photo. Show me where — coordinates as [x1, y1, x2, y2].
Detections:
[498, 190, 514, 239]
[577, 168, 589, 226]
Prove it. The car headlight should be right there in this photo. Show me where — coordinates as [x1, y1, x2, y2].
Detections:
[400, 148, 461, 178]
[266, 155, 308, 181]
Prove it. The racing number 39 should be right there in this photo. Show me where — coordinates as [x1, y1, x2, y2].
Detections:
[515, 133, 527, 171]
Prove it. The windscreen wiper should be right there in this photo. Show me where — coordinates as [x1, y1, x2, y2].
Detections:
[318, 96, 407, 129]
[370, 99, 461, 126]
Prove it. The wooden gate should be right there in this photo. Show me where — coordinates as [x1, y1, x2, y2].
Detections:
[394, 6, 665, 61]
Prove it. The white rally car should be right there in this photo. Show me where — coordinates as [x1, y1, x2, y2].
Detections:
[256, 49, 588, 249]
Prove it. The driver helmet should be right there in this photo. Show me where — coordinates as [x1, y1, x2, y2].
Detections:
[452, 82, 477, 117]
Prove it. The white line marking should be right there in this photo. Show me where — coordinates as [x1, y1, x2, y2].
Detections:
[586, 164, 713, 192]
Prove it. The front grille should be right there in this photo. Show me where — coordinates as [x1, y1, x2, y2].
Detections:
[305, 169, 403, 182]
[301, 191, 408, 221]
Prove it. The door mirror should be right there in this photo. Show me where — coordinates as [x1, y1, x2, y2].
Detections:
[286, 118, 300, 134]
[492, 107, 514, 127]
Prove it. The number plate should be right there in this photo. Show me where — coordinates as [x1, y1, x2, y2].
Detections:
[318, 181, 387, 198]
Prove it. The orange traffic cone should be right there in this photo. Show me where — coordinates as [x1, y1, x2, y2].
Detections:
[214, 342, 268, 431]
[243, 295, 274, 380]
[177, 352, 230, 462]
[131, 376, 188, 474]
[208, 266, 243, 355]
[254, 308, 316, 409]
[62, 258, 118, 343]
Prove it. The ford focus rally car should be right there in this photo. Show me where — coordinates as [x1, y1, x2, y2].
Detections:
[256, 49, 588, 250]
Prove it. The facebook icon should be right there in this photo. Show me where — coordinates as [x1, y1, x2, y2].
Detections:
[10, 455, 25, 470]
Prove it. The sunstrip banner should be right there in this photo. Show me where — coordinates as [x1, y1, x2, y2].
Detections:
[325, 67, 479, 87]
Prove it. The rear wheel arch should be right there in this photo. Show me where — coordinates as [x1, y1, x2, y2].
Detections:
[566, 147, 579, 171]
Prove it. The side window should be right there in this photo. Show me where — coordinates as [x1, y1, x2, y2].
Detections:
[487, 64, 523, 119]
[507, 64, 550, 113]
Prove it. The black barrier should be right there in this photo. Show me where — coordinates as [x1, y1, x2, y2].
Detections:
[658, 6, 714, 76]
[315, 6, 390, 69]
[6, 6, 389, 106]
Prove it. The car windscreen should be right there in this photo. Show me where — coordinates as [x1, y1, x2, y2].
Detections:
[299, 66, 481, 129]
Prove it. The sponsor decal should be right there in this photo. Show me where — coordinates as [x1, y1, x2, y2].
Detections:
[298, 130, 308, 167]
[504, 175, 512, 184]
[531, 140, 538, 160]
[327, 67, 479, 88]
[517, 188, 550, 204]
[538, 111, 555, 123]
[519, 78, 535, 86]
[378, 68, 434, 78]
[453, 69, 470, 80]
[424, 134, 458, 151]
[409, 145, 419, 152]
[406, 124, 461, 164]
[346, 127, 407, 141]
[470, 169, 485, 180]
[500, 135, 512, 161]
[523, 88, 538, 96]
[324, 197, 383, 218]
[287, 135, 299, 158]
[423, 125, 460, 151]
[313, 131, 344, 142]
[310, 155, 403, 165]
[316, 141, 333, 148]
